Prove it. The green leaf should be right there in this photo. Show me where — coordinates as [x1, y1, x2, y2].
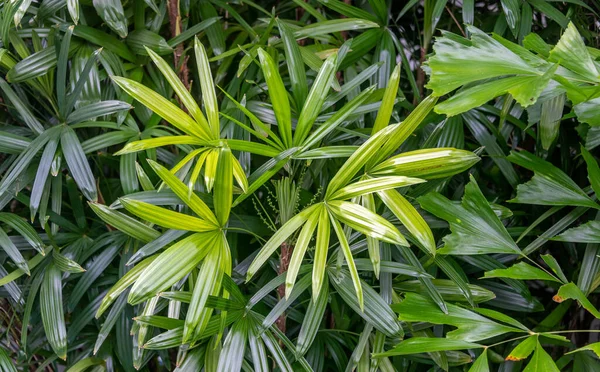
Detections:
[508, 150, 598, 209]
[372, 63, 401, 134]
[0, 212, 45, 254]
[296, 277, 328, 355]
[483, 262, 561, 283]
[328, 200, 408, 246]
[120, 198, 217, 232]
[128, 231, 220, 304]
[0, 227, 29, 275]
[582, 146, 600, 198]
[370, 148, 480, 179]
[469, 350, 490, 372]
[393, 293, 523, 341]
[184, 242, 222, 343]
[377, 189, 436, 256]
[112, 76, 210, 140]
[147, 159, 218, 224]
[506, 336, 537, 361]
[523, 341, 560, 372]
[214, 147, 233, 226]
[53, 250, 85, 273]
[0, 347, 17, 372]
[549, 22, 600, 82]
[312, 207, 331, 301]
[501, 0, 520, 36]
[427, 26, 544, 97]
[330, 215, 363, 309]
[329, 268, 402, 337]
[72, 25, 136, 62]
[40, 264, 67, 360]
[301, 86, 375, 151]
[293, 19, 379, 40]
[395, 279, 495, 303]
[96, 255, 158, 318]
[285, 207, 320, 298]
[0, 78, 43, 133]
[61, 125, 97, 201]
[146, 47, 207, 128]
[330, 176, 425, 200]
[257, 48, 292, 148]
[194, 38, 220, 138]
[418, 176, 521, 255]
[66, 0, 78, 24]
[66, 100, 131, 124]
[541, 254, 568, 283]
[374, 338, 483, 358]
[540, 93, 565, 150]
[294, 53, 337, 145]
[93, 0, 128, 38]
[574, 97, 600, 126]
[89, 203, 161, 243]
[277, 19, 308, 108]
[127, 30, 172, 55]
[553, 282, 600, 318]
[553, 220, 600, 243]
[216, 316, 248, 372]
[566, 342, 600, 358]
[435, 64, 557, 116]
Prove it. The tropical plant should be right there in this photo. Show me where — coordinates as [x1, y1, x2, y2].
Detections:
[1, 0, 600, 371]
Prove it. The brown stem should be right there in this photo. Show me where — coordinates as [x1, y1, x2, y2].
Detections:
[167, 0, 190, 91]
[415, 46, 426, 104]
[276, 242, 294, 333]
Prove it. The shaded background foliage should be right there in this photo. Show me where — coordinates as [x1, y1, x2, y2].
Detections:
[1, 0, 600, 371]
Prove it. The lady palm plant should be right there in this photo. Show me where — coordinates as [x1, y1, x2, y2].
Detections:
[1, 0, 600, 371]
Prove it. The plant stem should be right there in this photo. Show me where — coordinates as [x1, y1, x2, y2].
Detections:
[167, 0, 190, 91]
[276, 242, 294, 333]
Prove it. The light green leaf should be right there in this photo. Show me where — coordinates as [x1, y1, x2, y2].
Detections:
[566, 342, 600, 358]
[129, 232, 220, 304]
[120, 198, 217, 232]
[393, 293, 523, 341]
[508, 150, 598, 208]
[285, 207, 320, 298]
[483, 262, 561, 283]
[195, 38, 220, 138]
[506, 336, 537, 361]
[371, 148, 480, 179]
[523, 341, 560, 372]
[312, 207, 331, 301]
[377, 189, 436, 256]
[374, 337, 483, 358]
[146, 47, 208, 129]
[294, 53, 337, 145]
[427, 25, 543, 97]
[553, 282, 600, 318]
[469, 350, 490, 372]
[549, 22, 600, 82]
[328, 200, 408, 246]
[112, 76, 210, 140]
[257, 48, 292, 148]
[214, 147, 233, 226]
[147, 159, 218, 225]
[418, 176, 521, 255]
[330, 176, 425, 200]
[372, 63, 401, 134]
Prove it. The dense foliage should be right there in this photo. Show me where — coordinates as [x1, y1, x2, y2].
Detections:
[1, 0, 600, 371]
